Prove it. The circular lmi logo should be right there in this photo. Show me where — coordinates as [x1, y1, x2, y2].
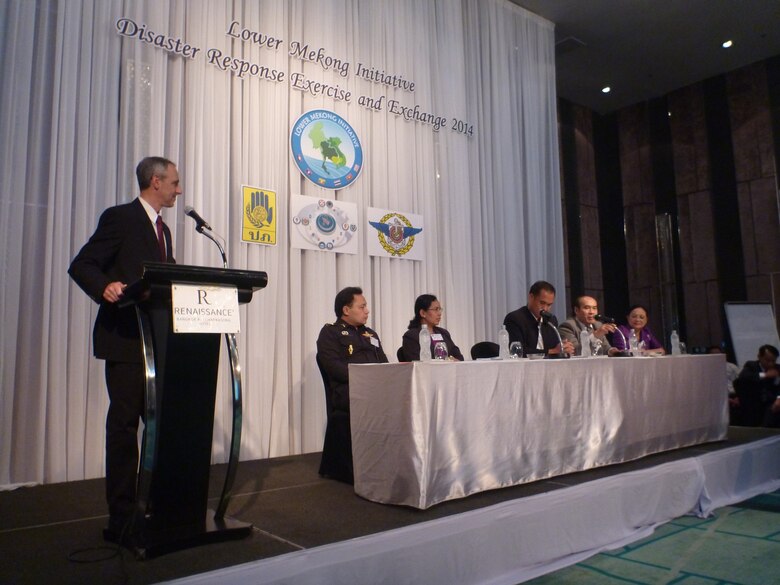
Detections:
[290, 109, 363, 190]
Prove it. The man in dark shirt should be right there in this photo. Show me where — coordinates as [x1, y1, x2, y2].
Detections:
[503, 280, 572, 356]
[316, 287, 388, 482]
[735, 344, 780, 427]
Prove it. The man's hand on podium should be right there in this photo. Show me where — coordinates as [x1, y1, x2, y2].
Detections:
[103, 281, 127, 303]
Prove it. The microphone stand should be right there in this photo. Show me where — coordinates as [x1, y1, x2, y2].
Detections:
[190, 221, 244, 520]
[542, 318, 569, 359]
[196, 225, 228, 269]
[614, 327, 630, 355]
[597, 315, 630, 357]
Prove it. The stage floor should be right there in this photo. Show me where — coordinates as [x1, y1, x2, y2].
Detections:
[1, 426, 779, 585]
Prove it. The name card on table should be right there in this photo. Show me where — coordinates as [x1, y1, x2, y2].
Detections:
[172, 283, 240, 333]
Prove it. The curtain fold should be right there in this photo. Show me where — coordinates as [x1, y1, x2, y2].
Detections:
[0, 0, 563, 486]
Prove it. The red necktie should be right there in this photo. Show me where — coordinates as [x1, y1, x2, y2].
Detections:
[156, 215, 166, 262]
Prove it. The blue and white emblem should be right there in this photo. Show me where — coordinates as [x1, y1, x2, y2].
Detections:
[290, 109, 363, 190]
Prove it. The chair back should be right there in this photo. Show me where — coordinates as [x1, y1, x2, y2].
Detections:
[471, 341, 499, 360]
[396, 347, 406, 362]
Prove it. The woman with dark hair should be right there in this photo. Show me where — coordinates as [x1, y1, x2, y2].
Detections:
[400, 294, 464, 361]
[614, 304, 665, 355]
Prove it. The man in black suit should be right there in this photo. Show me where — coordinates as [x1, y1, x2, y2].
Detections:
[68, 156, 181, 540]
[316, 287, 388, 483]
[503, 280, 573, 356]
[735, 344, 780, 427]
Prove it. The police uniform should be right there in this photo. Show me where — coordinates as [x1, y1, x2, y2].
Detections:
[315, 318, 387, 483]
[316, 319, 388, 412]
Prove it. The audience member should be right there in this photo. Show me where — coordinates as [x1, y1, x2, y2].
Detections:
[708, 346, 740, 397]
[734, 344, 780, 427]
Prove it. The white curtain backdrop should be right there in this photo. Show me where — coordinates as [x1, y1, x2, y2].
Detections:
[0, 0, 564, 486]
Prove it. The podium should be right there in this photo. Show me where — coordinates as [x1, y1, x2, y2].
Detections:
[121, 262, 267, 558]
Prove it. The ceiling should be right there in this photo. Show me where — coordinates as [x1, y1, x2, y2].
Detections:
[510, 0, 780, 114]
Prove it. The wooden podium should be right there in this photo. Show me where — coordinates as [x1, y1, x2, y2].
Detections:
[121, 262, 267, 558]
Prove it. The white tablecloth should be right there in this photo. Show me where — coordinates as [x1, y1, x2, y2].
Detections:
[349, 354, 729, 508]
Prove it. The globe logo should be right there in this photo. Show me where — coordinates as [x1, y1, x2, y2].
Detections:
[290, 109, 363, 190]
[316, 213, 337, 234]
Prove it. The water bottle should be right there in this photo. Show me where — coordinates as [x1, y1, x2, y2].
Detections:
[419, 327, 432, 361]
[498, 325, 510, 359]
[629, 329, 638, 355]
[670, 330, 681, 355]
[579, 328, 591, 357]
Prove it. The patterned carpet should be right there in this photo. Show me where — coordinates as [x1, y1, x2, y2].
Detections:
[527, 490, 780, 585]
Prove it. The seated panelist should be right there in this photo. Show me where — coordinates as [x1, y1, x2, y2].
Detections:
[503, 280, 572, 356]
[401, 294, 464, 361]
[316, 286, 388, 483]
[613, 304, 665, 355]
[559, 295, 621, 357]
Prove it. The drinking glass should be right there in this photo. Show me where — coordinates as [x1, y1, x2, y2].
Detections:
[590, 338, 604, 356]
[509, 341, 523, 359]
[433, 341, 449, 360]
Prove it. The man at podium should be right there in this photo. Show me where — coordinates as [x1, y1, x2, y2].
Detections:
[68, 156, 181, 542]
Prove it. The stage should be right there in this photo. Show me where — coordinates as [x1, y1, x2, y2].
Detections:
[2, 427, 779, 585]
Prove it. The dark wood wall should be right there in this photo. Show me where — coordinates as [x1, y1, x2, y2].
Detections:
[559, 56, 780, 352]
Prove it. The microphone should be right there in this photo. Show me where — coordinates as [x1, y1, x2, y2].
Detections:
[538, 310, 569, 359]
[184, 205, 212, 231]
[595, 314, 630, 354]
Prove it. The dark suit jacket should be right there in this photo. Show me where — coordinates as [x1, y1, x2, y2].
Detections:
[735, 360, 780, 426]
[503, 306, 560, 355]
[68, 198, 173, 362]
[738, 360, 780, 383]
[401, 325, 464, 361]
[316, 319, 388, 412]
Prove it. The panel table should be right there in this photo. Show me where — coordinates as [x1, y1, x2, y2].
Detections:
[349, 354, 728, 508]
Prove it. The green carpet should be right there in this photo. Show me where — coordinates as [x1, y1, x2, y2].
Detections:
[527, 490, 780, 585]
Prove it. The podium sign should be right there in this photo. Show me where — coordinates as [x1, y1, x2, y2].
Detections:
[172, 283, 240, 333]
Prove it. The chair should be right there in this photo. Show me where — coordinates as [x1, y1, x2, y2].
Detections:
[470, 341, 499, 360]
[396, 347, 406, 362]
[315, 354, 354, 484]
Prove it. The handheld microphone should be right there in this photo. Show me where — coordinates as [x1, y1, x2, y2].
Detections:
[184, 205, 212, 231]
[595, 314, 615, 324]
